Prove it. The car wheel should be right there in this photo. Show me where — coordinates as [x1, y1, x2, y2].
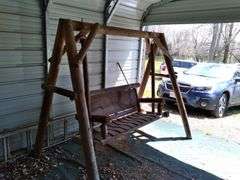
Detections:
[212, 93, 228, 118]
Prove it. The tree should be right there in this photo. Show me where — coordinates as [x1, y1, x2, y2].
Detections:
[191, 25, 210, 62]
[209, 23, 223, 61]
[223, 23, 234, 63]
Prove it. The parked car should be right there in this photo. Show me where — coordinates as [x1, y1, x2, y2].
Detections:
[157, 63, 240, 118]
[160, 59, 197, 75]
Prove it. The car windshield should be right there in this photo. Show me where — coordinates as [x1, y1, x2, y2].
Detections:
[184, 64, 235, 79]
[173, 60, 196, 68]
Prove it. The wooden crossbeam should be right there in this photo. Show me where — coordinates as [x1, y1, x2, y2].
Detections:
[70, 20, 163, 38]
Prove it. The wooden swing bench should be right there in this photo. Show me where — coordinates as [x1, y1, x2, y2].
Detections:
[33, 19, 192, 179]
[90, 83, 163, 143]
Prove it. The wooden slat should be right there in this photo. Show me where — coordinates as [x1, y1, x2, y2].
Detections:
[129, 115, 149, 123]
[112, 121, 132, 130]
[108, 123, 127, 132]
[125, 116, 147, 124]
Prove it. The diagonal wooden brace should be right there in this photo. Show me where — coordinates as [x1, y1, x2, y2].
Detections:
[153, 36, 192, 139]
[76, 23, 99, 63]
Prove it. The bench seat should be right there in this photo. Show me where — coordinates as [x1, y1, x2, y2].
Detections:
[90, 83, 162, 143]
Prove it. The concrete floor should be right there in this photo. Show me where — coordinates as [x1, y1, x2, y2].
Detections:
[139, 120, 240, 180]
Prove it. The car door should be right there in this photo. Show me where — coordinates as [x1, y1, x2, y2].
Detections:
[232, 71, 240, 105]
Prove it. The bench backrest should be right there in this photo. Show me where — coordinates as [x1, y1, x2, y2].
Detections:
[90, 83, 140, 118]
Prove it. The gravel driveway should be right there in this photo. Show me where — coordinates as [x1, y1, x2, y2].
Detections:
[161, 104, 240, 144]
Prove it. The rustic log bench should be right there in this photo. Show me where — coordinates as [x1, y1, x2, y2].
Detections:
[90, 83, 163, 143]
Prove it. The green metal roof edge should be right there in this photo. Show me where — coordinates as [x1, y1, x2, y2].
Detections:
[141, 0, 179, 26]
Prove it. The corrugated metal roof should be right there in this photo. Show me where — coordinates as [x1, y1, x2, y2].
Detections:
[143, 0, 240, 25]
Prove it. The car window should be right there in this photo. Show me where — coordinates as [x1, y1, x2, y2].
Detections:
[173, 61, 196, 68]
[184, 64, 236, 80]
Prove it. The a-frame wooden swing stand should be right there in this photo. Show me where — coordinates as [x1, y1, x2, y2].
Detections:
[33, 19, 192, 180]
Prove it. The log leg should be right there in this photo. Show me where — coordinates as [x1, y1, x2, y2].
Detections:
[150, 43, 156, 113]
[138, 56, 151, 98]
[101, 123, 108, 139]
[154, 35, 192, 139]
[33, 20, 65, 157]
[63, 20, 99, 180]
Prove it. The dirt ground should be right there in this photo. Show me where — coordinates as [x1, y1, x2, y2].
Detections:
[0, 137, 202, 180]
[160, 104, 240, 145]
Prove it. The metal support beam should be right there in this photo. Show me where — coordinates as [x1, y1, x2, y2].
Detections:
[137, 25, 144, 83]
[105, 0, 120, 25]
[40, 0, 50, 81]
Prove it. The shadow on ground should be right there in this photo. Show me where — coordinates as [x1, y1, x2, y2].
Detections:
[0, 133, 222, 180]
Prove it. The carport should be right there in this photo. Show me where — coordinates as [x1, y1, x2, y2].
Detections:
[0, 0, 240, 179]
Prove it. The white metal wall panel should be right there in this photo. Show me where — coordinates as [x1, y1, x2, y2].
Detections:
[107, 0, 142, 87]
[0, 0, 44, 131]
[47, 0, 104, 119]
[106, 0, 160, 87]
[144, 0, 240, 25]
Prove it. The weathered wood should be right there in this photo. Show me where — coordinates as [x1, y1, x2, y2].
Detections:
[138, 57, 151, 97]
[48, 32, 87, 63]
[151, 72, 177, 78]
[100, 113, 159, 144]
[34, 20, 65, 157]
[63, 19, 99, 180]
[150, 43, 156, 113]
[153, 36, 192, 139]
[138, 98, 163, 103]
[90, 84, 160, 143]
[139, 43, 158, 98]
[34, 19, 191, 180]
[81, 38, 91, 122]
[71, 20, 163, 38]
[76, 23, 99, 63]
[42, 85, 75, 100]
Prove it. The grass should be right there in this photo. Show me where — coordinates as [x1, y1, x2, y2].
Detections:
[143, 56, 163, 97]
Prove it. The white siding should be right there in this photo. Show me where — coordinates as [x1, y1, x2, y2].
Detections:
[107, 0, 142, 87]
[0, 0, 44, 130]
[47, 0, 104, 119]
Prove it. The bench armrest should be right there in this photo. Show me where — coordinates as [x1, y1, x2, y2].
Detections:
[91, 113, 118, 123]
[138, 98, 163, 115]
[138, 98, 163, 103]
[91, 115, 111, 123]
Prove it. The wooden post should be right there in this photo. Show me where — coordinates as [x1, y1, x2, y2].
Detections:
[63, 20, 100, 180]
[139, 41, 157, 99]
[153, 35, 192, 139]
[150, 43, 156, 113]
[33, 20, 65, 157]
[81, 38, 91, 125]
[138, 58, 151, 98]
[76, 24, 99, 63]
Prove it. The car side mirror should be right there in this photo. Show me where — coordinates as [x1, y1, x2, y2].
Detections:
[235, 77, 240, 83]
